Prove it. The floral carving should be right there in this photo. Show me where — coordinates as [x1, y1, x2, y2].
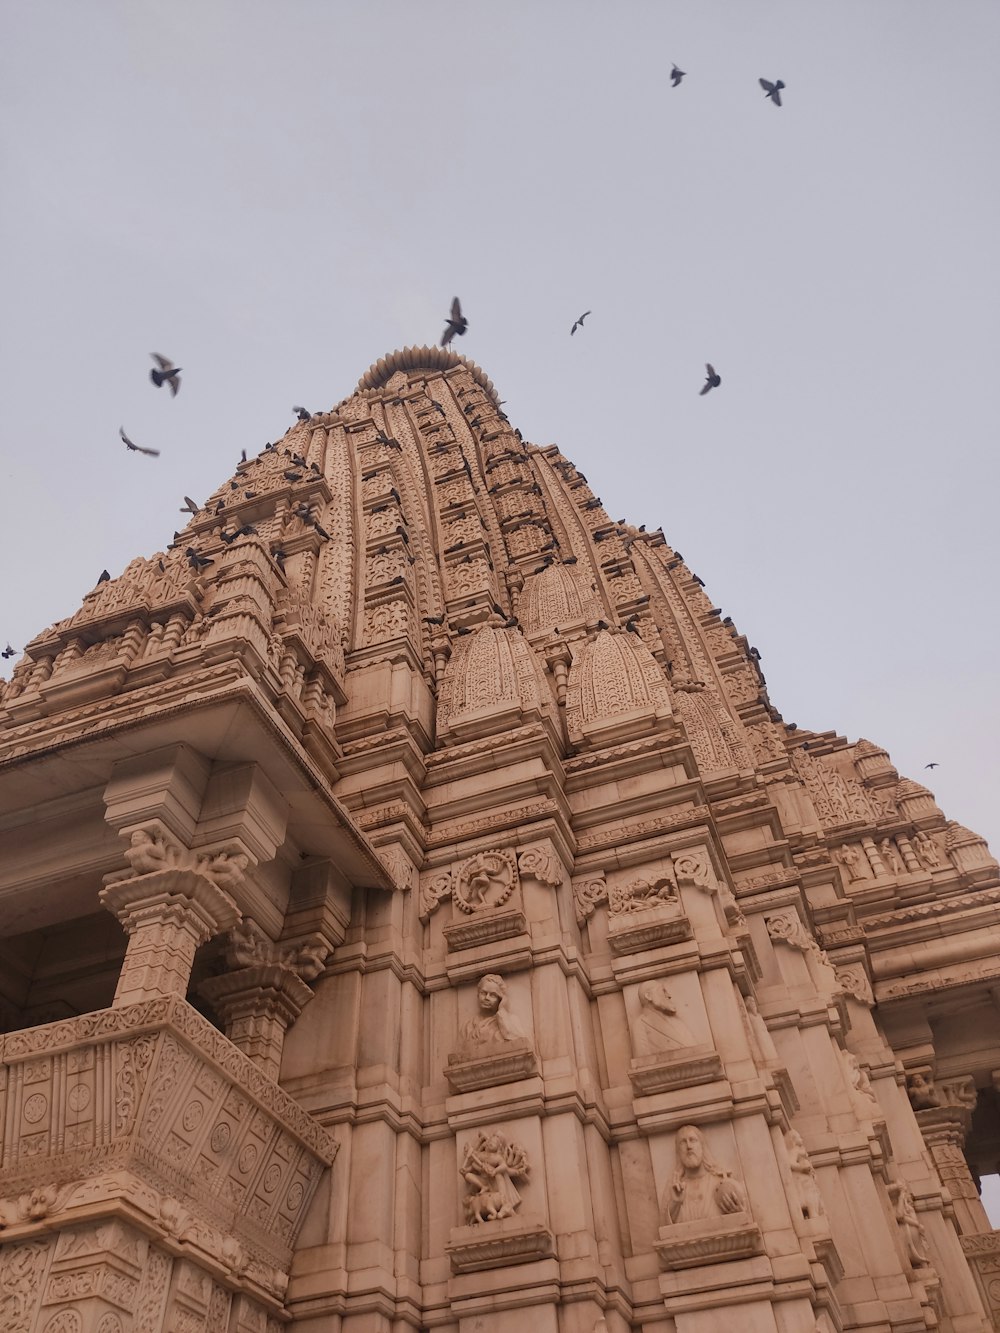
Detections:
[418, 871, 452, 922]
[453, 850, 517, 915]
[835, 965, 874, 1005]
[573, 876, 608, 926]
[516, 845, 563, 888]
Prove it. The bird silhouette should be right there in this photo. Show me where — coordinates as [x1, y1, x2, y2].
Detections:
[571, 310, 592, 335]
[924, 762, 940, 770]
[1, 644, 16, 660]
[293, 406, 311, 422]
[759, 78, 785, 106]
[120, 426, 159, 457]
[97, 570, 111, 584]
[670, 65, 685, 87]
[441, 297, 468, 347]
[150, 354, 181, 395]
[186, 548, 214, 571]
[700, 364, 722, 395]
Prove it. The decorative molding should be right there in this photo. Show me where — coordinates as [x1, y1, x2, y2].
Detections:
[654, 1211, 763, 1269]
[446, 1218, 554, 1274]
[628, 1047, 723, 1096]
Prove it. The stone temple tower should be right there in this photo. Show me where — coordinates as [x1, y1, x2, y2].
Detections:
[1, 346, 999, 1333]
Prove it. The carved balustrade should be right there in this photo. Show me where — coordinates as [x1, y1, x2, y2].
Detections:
[0, 995, 337, 1328]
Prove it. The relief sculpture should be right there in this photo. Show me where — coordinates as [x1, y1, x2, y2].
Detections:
[459, 974, 528, 1050]
[460, 1132, 530, 1224]
[634, 980, 696, 1055]
[663, 1125, 748, 1224]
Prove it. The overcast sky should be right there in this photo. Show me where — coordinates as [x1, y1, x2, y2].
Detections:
[2, 0, 998, 862]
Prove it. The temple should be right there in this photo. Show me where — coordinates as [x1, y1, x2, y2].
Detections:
[1, 346, 998, 1332]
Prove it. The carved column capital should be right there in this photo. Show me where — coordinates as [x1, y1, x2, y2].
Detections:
[100, 868, 240, 1007]
[199, 921, 330, 1078]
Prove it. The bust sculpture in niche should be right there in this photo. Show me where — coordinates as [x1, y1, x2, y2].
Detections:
[664, 1124, 747, 1224]
[460, 974, 529, 1049]
[634, 979, 696, 1055]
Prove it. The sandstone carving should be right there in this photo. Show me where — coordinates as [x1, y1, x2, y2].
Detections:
[662, 1125, 748, 1225]
[573, 875, 608, 925]
[1, 345, 998, 1331]
[453, 849, 517, 914]
[889, 1181, 931, 1268]
[634, 980, 696, 1055]
[786, 1130, 825, 1220]
[460, 1132, 530, 1223]
[458, 974, 529, 1050]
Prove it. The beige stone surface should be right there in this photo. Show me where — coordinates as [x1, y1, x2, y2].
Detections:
[1, 346, 999, 1330]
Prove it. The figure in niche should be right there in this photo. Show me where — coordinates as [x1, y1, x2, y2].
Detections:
[459, 974, 529, 1050]
[664, 1124, 747, 1224]
[889, 1182, 931, 1267]
[913, 831, 941, 870]
[836, 844, 867, 881]
[460, 1131, 530, 1223]
[786, 1130, 825, 1220]
[879, 838, 905, 875]
[634, 980, 697, 1055]
[906, 1072, 942, 1110]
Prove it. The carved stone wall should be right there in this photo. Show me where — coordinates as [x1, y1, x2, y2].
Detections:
[2, 346, 998, 1332]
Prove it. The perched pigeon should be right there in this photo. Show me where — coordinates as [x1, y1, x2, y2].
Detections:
[670, 65, 685, 88]
[759, 78, 785, 106]
[699, 364, 722, 395]
[571, 310, 592, 335]
[293, 406, 311, 422]
[120, 426, 160, 457]
[150, 353, 181, 395]
[441, 297, 468, 347]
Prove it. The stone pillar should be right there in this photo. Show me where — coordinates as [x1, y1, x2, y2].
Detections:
[910, 1074, 992, 1238]
[200, 918, 328, 1078]
[101, 868, 240, 1007]
[200, 963, 315, 1079]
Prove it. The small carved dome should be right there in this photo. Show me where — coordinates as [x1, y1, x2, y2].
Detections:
[355, 345, 500, 406]
[520, 563, 589, 636]
[853, 737, 898, 783]
[565, 629, 671, 744]
[437, 624, 551, 740]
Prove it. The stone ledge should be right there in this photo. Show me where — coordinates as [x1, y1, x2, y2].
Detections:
[446, 1217, 555, 1273]
[446, 1041, 539, 1093]
[628, 1046, 723, 1095]
[654, 1211, 763, 1269]
[608, 907, 693, 955]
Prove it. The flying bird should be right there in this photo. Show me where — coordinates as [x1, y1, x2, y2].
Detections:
[293, 406, 311, 422]
[571, 310, 592, 335]
[186, 547, 214, 571]
[670, 65, 685, 87]
[759, 78, 785, 106]
[149, 354, 181, 395]
[699, 364, 722, 395]
[1, 644, 16, 660]
[924, 762, 940, 770]
[441, 297, 468, 348]
[120, 426, 159, 457]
